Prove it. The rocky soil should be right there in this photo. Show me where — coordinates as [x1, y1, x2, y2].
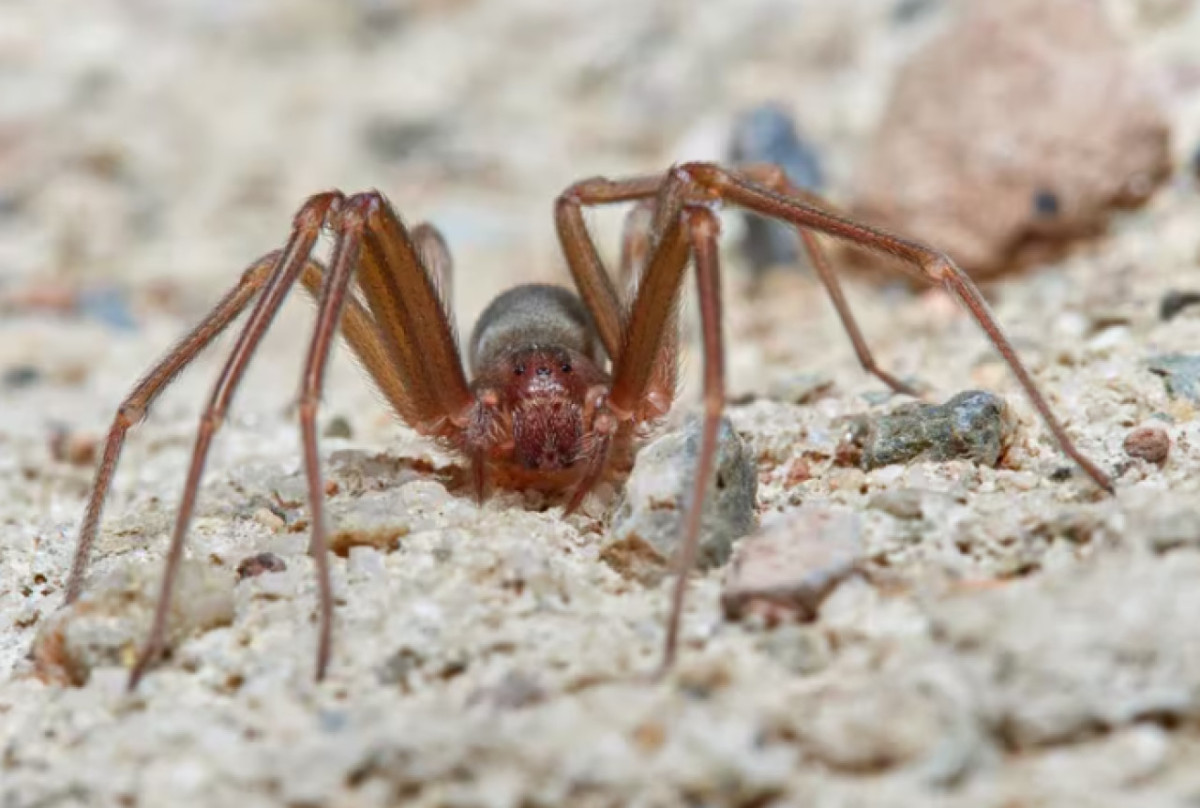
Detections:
[3, 1, 1200, 805]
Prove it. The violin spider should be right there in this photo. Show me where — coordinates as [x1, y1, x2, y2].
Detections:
[61, 162, 1113, 689]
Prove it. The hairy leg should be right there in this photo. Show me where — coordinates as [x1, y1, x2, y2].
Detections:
[65, 254, 278, 606]
[128, 192, 342, 688]
[556, 175, 662, 361]
[662, 206, 725, 671]
[296, 195, 370, 680]
[677, 161, 1111, 492]
[353, 197, 471, 432]
[412, 221, 454, 317]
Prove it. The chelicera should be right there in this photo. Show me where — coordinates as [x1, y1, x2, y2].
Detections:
[60, 162, 1113, 689]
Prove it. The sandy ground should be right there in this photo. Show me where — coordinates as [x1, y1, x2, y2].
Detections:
[3, 0, 1200, 805]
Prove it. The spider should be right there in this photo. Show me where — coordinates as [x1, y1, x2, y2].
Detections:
[59, 162, 1113, 689]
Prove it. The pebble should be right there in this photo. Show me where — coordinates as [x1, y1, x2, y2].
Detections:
[236, 552, 287, 579]
[47, 427, 98, 467]
[1123, 425, 1170, 464]
[323, 415, 354, 440]
[603, 416, 757, 584]
[837, 390, 1013, 471]
[253, 507, 286, 532]
[1159, 290, 1200, 321]
[721, 506, 862, 623]
[2, 365, 41, 389]
[1148, 354, 1200, 403]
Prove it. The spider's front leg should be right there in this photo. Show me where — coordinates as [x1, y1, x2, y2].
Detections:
[678, 161, 1113, 493]
[558, 168, 730, 671]
[292, 191, 475, 681]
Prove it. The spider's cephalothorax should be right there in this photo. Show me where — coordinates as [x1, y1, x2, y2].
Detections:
[57, 162, 1113, 690]
[463, 284, 625, 492]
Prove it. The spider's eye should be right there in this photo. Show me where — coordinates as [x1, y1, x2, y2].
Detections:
[514, 364, 525, 376]
[560, 363, 572, 373]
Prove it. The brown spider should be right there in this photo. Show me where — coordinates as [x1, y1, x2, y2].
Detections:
[60, 162, 1113, 689]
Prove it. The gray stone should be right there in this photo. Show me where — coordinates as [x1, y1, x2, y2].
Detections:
[839, 390, 1013, 471]
[603, 416, 757, 584]
[1148, 354, 1200, 403]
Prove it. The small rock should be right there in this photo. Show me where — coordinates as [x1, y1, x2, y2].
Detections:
[728, 103, 824, 274]
[323, 415, 354, 439]
[853, 0, 1170, 278]
[1148, 354, 1200, 403]
[837, 390, 1013, 471]
[1158, 290, 1200, 321]
[603, 416, 757, 584]
[3, 365, 41, 389]
[868, 487, 926, 520]
[32, 560, 235, 686]
[1122, 424, 1170, 464]
[721, 506, 862, 623]
[466, 670, 545, 710]
[253, 506, 286, 532]
[47, 427, 98, 467]
[236, 552, 287, 579]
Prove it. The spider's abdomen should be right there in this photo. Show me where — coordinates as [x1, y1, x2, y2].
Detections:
[468, 284, 606, 375]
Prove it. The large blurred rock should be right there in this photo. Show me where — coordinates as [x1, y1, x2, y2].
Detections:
[853, 0, 1171, 279]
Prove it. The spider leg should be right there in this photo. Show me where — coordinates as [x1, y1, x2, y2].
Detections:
[728, 163, 920, 396]
[412, 222, 454, 317]
[297, 195, 372, 681]
[64, 253, 279, 606]
[353, 197, 472, 430]
[299, 261, 412, 422]
[798, 227, 921, 397]
[298, 196, 474, 679]
[663, 206, 725, 671]
[557, 175, 662, 360]
[676, 161, 1112, 493]
[555, 170, 713, 672]
[128, 192, 341, 689]
[617, 201, 677, 416]
[618, 201, 655, 300]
